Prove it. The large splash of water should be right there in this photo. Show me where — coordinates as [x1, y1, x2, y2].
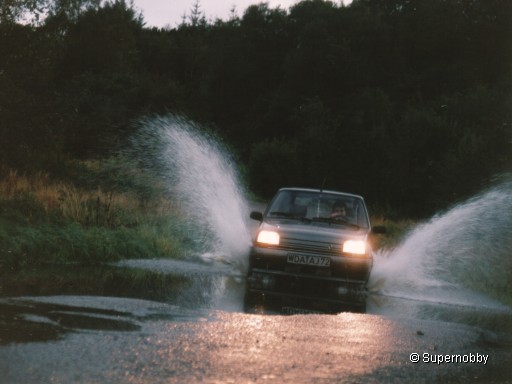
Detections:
[370, 177, 512, 309]
[129, 115, 511, 314]
[130, 115, 251, 270]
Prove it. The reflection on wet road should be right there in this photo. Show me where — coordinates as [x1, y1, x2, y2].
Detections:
[1, 258, 512, 383]
[3, 257, 512, 341]
[0, 295, 209, 345]
[1, 294, 511, 383]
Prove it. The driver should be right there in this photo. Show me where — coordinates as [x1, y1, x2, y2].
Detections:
[330, 201, 347, 220]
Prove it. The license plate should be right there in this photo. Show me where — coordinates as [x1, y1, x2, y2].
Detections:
[287, 253, 330, 267]
[282, 307, 322, 315]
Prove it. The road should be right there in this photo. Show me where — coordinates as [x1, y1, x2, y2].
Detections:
[1, 294, 511, 383]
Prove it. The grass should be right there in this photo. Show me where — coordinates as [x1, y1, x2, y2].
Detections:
[0, 162, 198, 275]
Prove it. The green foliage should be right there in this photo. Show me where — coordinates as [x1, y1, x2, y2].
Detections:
[0, 160, 200, 272]
[0, 0, 510, 217]
[0, 199, 190, 272]
[248, 138, 301, 197]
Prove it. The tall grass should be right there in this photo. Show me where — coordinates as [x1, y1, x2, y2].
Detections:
[0, 163, 194, 273]
[0, 166, 179, 226]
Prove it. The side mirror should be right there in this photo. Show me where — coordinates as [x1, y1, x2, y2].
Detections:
[371, 225, 386, 234]
[250, 211, 263, 221]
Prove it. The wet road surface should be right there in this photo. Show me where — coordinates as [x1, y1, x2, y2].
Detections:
[1, 260, 512, 384]
[1, 295, 511, 383]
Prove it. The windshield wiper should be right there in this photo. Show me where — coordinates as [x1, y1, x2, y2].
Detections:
[269, 211, 293, 217]
[268, 211, 310, 223]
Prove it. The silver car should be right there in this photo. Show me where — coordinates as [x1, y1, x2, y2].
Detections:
[245, 187, 385, 313]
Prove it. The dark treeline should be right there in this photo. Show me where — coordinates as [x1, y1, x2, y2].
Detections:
[1, 0, 510, 217]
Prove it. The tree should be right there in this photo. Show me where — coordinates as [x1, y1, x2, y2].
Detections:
[179, 0, 207, 27]
[0, 0, 46, 24]
[55, 1, 145, 157]
[0, 0, 510, 216]
[0, 0, 103, 25]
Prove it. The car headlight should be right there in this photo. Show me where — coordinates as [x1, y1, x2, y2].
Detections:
[343, 240, 366, 255]
[256, 230, 280, 245]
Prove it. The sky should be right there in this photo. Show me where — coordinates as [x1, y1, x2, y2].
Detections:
[133, 0, 352, 28]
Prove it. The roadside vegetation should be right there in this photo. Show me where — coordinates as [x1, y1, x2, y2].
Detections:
[0, 161, 199, 275]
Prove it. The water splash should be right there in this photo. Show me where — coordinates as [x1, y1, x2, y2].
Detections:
[370, 177, 512, 310]
[130, 115, 251, 270]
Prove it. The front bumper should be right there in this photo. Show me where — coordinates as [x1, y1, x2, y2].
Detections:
[246, 245, 372, 309]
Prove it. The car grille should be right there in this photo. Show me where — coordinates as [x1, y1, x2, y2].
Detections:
[276, 237, 342, 256]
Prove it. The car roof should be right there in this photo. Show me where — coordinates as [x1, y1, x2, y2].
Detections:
[277, 187, 365, 200]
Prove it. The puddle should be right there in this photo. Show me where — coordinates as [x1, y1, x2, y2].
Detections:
[0, 295, 210, 345]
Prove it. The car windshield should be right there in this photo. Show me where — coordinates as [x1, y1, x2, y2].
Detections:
[266, 190, 370, 229]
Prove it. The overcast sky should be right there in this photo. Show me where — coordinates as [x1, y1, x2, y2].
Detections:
[133, 1, 352, 28]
